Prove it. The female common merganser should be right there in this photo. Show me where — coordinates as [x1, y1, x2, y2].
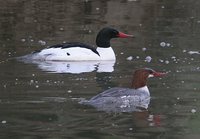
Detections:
[21, 27, 133, 61]
[81, 68, 166, 112]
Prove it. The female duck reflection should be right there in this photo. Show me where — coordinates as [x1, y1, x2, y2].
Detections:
[81, 68, 167, 112]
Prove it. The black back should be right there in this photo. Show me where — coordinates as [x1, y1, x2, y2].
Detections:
[45, 42, 100, 56]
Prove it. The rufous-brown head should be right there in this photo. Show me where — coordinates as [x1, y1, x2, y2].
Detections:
[131, 68, 166, 89]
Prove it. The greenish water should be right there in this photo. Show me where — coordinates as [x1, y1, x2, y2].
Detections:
[1, 0, 200, 138]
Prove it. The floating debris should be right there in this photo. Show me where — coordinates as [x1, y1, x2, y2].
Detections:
[166, 43, 171, 47]
[160, 42, 166, 47]
[67, 90, 72, 93]
[136, 56, 140, 59]
[182, 50, 187, 53]
[38, 40, 46, 46]
[59, 27, 64, 31]
[142, 47, 147, 51]
[129, 127, 133, 131]
[126, 56, 133, 61]
[191, 109, 197, 113]
[165, 60, 169, 64]
[1, 120, 6, 124]
[160, 42, 172, 47]
[145, 56, 152, 62]
[188, 51, 200, 55]
[21, 38, 26, 42]
[159, 59, 164, 63]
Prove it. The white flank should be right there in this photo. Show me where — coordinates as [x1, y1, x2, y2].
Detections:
[31, 47, 116, 61]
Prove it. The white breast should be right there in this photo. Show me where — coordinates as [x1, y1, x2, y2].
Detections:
[97, 47, 116, 60]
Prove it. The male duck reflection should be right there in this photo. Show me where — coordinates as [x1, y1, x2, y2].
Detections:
[19, 27, 133, 61]
[81, 68, 166, 112]
[31, 60, 115, 73]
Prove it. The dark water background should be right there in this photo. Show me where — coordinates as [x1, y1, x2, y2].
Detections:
[1, 0, 200, 138]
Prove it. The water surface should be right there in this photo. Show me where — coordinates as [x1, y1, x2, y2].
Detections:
[1, 0, 200, 139]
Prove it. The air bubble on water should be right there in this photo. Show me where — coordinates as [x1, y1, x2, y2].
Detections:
[126, 56, 133, 61]
[188, 51, 200, 55]
[38, 40, 46, 45]
[177, 97, 180, 100]
[59, 27, 64, 31]
[142, 47, 147, 51]
[176, 70, 181, 73]
[166, 43, 171, 47]
[3, 84, 7, 88]
[129, 128, 133, 131]
[191, 109, 197, 113]
[136, 56, 140, 59]
[120, 52, 124, 55]
[1, 120, 6, 124]
[145, 56, 152, 63]
[165, 60, 169, 64]
[32, 74, 35, 77]
[30, 39, 34, 42]
[67, 90, 72, 93]
[159, 59, 164, 63]
[96, 7, 100, 10]
[21, 38, 26, 42]
[161, 5, 165, 8]
[171, 56, 176, 59]
[160, 42, 166, 47]
[182, 50, 187, 53]
[30, 80, 34, 84]
[181, 81, 185, 83]
[35, 85, 39, 88]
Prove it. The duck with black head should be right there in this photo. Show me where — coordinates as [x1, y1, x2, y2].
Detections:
[81, 68, 166, 112]
[18, 27, 133, 61]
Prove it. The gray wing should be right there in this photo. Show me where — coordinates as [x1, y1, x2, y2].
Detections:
[90, 87, 145, 100]
[86, 87, 150, 112]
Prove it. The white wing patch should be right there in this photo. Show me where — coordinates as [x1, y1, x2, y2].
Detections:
[34, 47, 101, 61]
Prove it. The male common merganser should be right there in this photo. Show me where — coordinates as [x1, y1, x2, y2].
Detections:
[20, 27, 133, 61]
[81, 68, 166, 112]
